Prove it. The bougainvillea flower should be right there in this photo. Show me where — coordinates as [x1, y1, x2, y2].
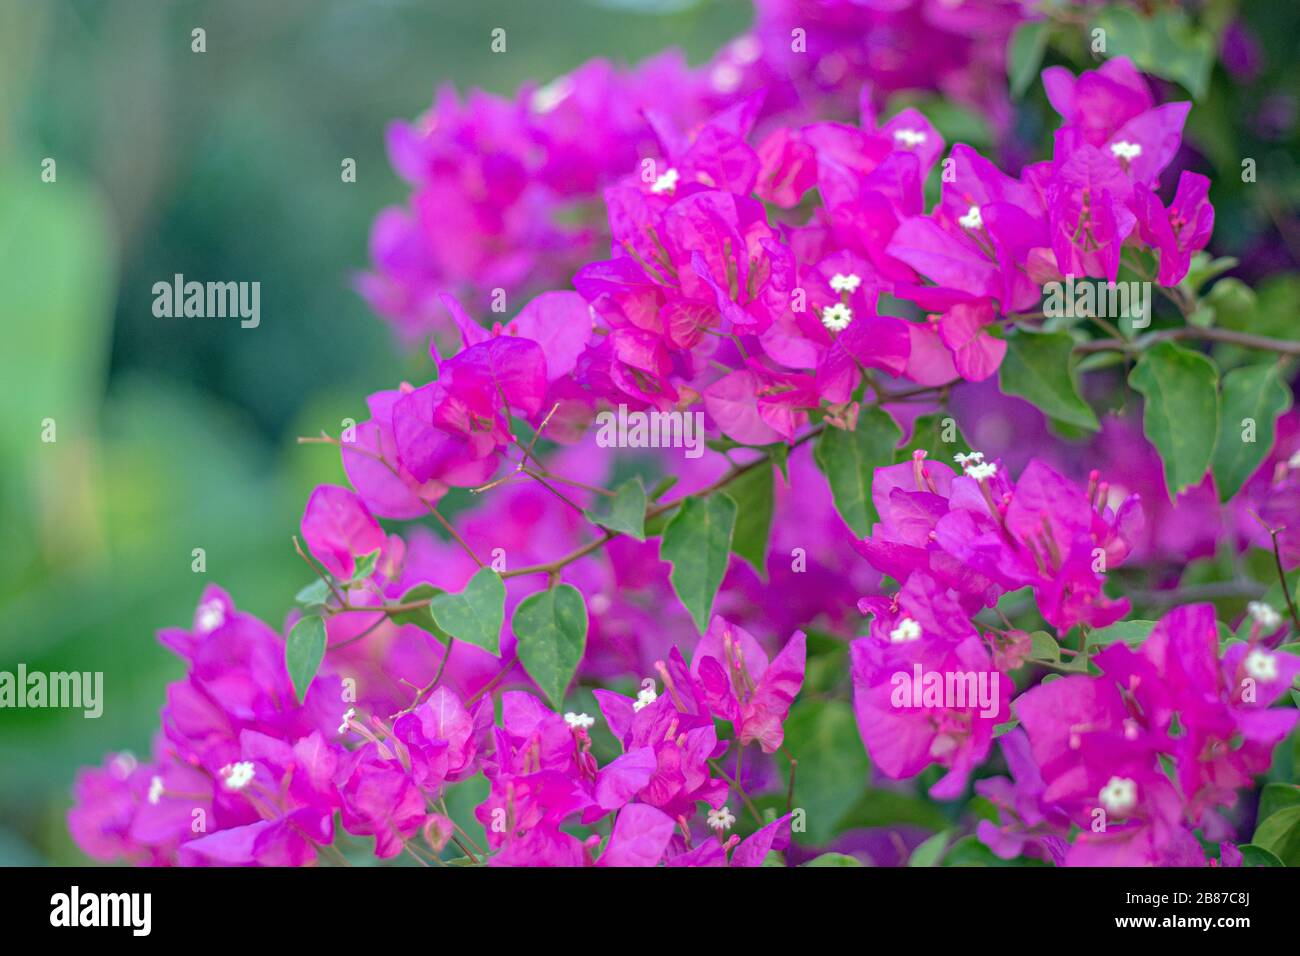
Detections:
[690, 617, 806, 752]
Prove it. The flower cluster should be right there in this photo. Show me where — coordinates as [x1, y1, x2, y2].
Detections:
[979, 604, 1300, 866]
[359, 0, 1034, 341]
[69, 597, 804, 866]
[352, 55, 1214, 502]
[856, 452, 1142, 633]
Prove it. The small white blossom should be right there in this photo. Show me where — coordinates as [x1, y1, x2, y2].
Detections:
[890, 617, 922, 643]
[958, 205, 983, 230]
[829, 272, 862, 294]
[966, 462, 998, 481]
[110, 752, 138, 780]
[564, 712, 595, 730]
[1244, 649, 1280, 683]
[220, 761, 255, 791]
[196, 599, 225, 633]
[338, 707, 356, 735]
[893, 128, 928, 149]
[147, 775, 165, 805]
[953, 451, 985, 467]
[706, 806, 736, 831]
[710, 62, 743, 94]
[530, 76, 574, 114]
[650, 167, 681, 195]
[1109, 140, 1143, 161]
[650, 167, 680, 195]
[1247, 601, 1282, 632]
[730, 35, 761, 65]
[633, 680, 658, 712]
[821, 302, 853, 332]
[1098, 776, 1137, 815]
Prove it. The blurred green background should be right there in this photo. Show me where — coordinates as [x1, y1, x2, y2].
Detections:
[0, 0, 748, 865]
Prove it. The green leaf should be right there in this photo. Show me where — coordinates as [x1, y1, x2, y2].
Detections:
[295, 578, 332, 607]
[767, 442, 790, 482]
[1092, 5, 1213, 100]
[1212, 364, 1292, 501]
[648, 475, 679, 501]
[943, 834, 1047, 867]
[813, 406, 902, 536]
[728, 463, 774, 576]
[1257, 783, 1300, 826]
[802, 853, 864, 867]
[285, 614, 327, 703]
[1007, 21, 1049, 99]
[428, 568, 505, 655]
[659, 494, 736, 633]
[1129, 342, 1220, 499]
[908, 830, 952, 867]
[1179, 254, 1239, 297]
[1144, 10, 1215, 100]
[896, 413, 971, 464]
[1028, 630, 1060, 663]
[838, 788, 950, 834]
[347, 549, 380, 584]
[513, 584, 588, 709]
[584, 476, 647, 541]
[1251, 804, 1300, 866]
[994, 719, 1019, 737]
[1089, 620, 1157, 648]
[389, 583, 448, 640]
[1236, 844, 1285, 867]
[781, 700, 873, 844]
[999, 329, 1099, 431]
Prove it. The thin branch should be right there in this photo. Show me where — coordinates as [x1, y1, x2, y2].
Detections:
[1076, 326, 1300, 357]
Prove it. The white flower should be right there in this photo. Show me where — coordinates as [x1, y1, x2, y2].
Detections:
[220, 761, 255, 791]
[730, 35, 761, 65]
[966, 462, 998, 481]
[337, 707, 356, 735]
[706, 806, 736, 831]
[564, 711, 595, 730]
[953, 451, 985, 467]
[110, 752, 138, 780]
[1109, 140, 1143, 161]
[196, 599, 225, 633]
[890, 617, 922, 643]
[1247, 601, 1282, 632]
[1098, 776, 1137, 815]
[821, 302, 853, 332]
[829, 272, 862, 294]
[1244, 649, 1279, 683]
[650, 167, 680, 195]
[530, 76, 573, 114]
[633, 680, 658, 712]
[958, 204, 983, 230]
[892, 128, 928, 149]
[147, 775, 165, 805]
[710, 62, 743, 94]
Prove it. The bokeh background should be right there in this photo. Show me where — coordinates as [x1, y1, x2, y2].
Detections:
[1, 0, 1297, 865]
